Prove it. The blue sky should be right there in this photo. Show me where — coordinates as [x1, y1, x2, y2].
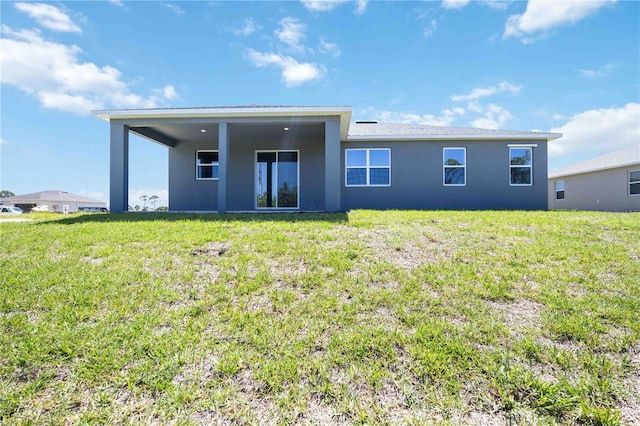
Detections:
[1, 0, 638, 207]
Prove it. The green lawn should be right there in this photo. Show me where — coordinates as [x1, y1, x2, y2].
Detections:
[1, 210, 639, 425]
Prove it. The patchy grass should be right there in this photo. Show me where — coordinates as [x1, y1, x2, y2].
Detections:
[1, 210, 639, 425]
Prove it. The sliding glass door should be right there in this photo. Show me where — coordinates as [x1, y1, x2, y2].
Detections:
[256, 151, 299, 209]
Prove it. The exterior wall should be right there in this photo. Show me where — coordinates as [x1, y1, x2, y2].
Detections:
[168, 133, 326, 211]
[548, 165, 640, 211]
[226, 135, 325, 211]
[341, 140, 548, 210]
[169, 139, 219, 211]
[169, 139, 218, 211]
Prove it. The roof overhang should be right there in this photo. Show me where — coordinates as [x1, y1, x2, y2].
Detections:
[92, 106, 353, 141]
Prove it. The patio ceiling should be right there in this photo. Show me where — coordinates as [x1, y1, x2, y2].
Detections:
[130, 122, 327, 148]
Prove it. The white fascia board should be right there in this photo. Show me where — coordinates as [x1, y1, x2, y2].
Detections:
[92, 106, 351, 121]
[347, 133, 562, 141]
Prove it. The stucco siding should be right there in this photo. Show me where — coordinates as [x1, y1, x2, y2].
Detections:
[169, 139, 219, 211]
[169, 134, 326, 211]
[341, 140, 548, 210]
[225, 135, 326, 211]
[548, 166, 640, 211]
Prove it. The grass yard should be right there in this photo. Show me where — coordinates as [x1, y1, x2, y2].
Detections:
[1, 210, 639, 425]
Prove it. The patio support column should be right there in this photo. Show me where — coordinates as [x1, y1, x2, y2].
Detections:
[110, 123, 129, 213]
[218, 122, 228, 213]
[325, 118, 341, 212]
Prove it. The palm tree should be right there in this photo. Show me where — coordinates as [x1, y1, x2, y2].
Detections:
[140, 195, 148, 210]
[149, 195, 159, 210]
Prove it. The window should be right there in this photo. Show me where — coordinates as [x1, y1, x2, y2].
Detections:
[630, 170, 640, 196]
[345, 149, 391, 186]
[256, 151, 299, 209]
[509, 147, 533, 186]
[196, 151, 219, 180]
[555, 180, 565, 200]
[443, 148, 466, 186]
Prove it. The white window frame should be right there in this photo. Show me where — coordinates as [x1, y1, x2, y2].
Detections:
[196, 150, 219, 180]
[555, 180, 565, 200]
[254, 150, 300, 210]
[629, 169, 640, 196]
[509, 146, 533, 187]
[345, 148, 391, 187]
[443, 147, 467, 186]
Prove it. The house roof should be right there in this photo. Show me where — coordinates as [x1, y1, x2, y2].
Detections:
[548, 145, 640, 179]
[1, 190, 106, 205]
[92, 106, 354, 141]
[347, 122, 561, 141]
[92, 106, 562, 143]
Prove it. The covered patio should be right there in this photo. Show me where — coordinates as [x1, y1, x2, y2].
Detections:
[93, 106, 352, 213]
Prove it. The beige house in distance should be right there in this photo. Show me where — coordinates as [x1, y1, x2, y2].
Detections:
[548, 145, 640, 211]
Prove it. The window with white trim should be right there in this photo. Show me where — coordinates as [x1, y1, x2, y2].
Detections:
[509, 147, 532, 186]
[630, 170, 640, 196]
[443, 148, 466, 186]
[196, 151, 219, 180]
[555, 180, 565, 200]
[345, 148, 391, 186]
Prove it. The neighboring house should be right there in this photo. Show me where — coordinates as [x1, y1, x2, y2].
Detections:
[0, 190, 108, 213]
[93, 106, 561, 212]
[548, 145, 640, 212]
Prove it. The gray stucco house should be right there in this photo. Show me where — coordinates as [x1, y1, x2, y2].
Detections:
[548, 145, 640, 211]
[93, 106, 561, 213]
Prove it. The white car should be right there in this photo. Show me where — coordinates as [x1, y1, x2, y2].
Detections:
[31, 205, 50, 212]
[0, 206, 23, 214]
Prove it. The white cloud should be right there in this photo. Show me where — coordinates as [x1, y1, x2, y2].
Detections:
[109, 0, 124, 7]
[423, 19, 438, 37]
[38, 91, 102, 115]
[274, 17, 307, 52]
[301, 0, 366, 14]
[442, 0, 470, 10]
[354, 0, 368, 15]
[549, 103, 640, 168]
[362, 107, 465, 127]
[504, 0, 615, 42]
[578, 63, 617, 78]
[0, 25, 173, 114]
[233, 18, 260, 36]
[161, 85, 178, 100]
[318, 37, 341, 57]
[450, 82, 520, 129]
[163, 3, 185, 15]
[245, 49, 324, 87]
[0, 137, 7, 145]
[482, 0, 510, 10]
[551, 113, 565, 120]
[451, 81, 521, 102]
[301, 0, 349, 12]
[471, 103, 513, 129]
[15, 2, 81, 33]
